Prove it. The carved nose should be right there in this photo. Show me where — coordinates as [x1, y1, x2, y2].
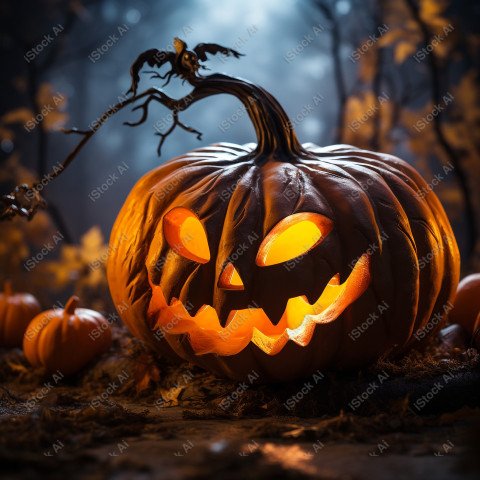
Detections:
[218, 263, 244, 290]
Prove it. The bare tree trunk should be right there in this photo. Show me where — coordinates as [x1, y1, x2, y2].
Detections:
[314, 0, 348, 143]
[404, 0, 477, 260]
[371, 2, 384, 151]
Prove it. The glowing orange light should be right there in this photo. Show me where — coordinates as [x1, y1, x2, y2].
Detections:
[256, 212, 333, 267]
[148, 254, 371, 356]
[163, 207, 210, 263]
[218, 262, 244, 290]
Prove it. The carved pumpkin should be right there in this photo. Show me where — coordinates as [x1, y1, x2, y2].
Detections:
[450, 274, 480, 348]
[107, 78, 459, 381]
[0, 40, 460, 381]
[27, 42, 446, 381]
[23, 296, 112, 375]
[0, 281, 41, 348]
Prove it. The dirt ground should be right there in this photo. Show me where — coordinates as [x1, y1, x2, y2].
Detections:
[1, 326, 479, 479]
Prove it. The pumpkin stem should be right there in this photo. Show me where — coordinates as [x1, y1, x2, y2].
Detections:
[64, 296, 80, 315]
[4, 280, 13, 296]
[187, 74, 309, 160]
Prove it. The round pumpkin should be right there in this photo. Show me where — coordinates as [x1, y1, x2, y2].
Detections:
[107, 73, 460, 382]
[23, 296, 112, 375]
[0, 281, 41, 348]
[450, 273, 480, 348]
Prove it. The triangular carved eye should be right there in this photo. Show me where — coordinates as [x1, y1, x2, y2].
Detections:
[256, 212, 333, 267]
[218, 262, 244, 290]
[163, 207, 210, 263]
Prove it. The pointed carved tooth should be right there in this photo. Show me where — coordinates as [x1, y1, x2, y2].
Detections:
[251, 328, 288, 355]
[328, 273, 340, 286]
[190, 327, 251, 356]
[310, 254, 371, 325]
[149, 254, 371, 357]
[193, 305, 221, 330]
[286, 318, 317, 347]
[225, 309, 265, 337]
[283, 296, 316, 330]
[147, 283, 168, 315]
[313, 283, 344, 313]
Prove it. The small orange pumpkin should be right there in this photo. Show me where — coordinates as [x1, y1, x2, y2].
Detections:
[23, 296, 112, 375]
[450, 273, 480, 348]
[0, 281, 41, 348]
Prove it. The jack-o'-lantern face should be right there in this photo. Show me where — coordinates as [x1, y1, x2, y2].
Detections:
[107, 143, 459, 382]
[147, 206, 371, 356]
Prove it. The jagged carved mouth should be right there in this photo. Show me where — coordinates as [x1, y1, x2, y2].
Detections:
[147, 254, 371, 356]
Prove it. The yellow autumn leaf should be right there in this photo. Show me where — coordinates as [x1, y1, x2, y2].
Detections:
[420, 0, 447, 22]
[79, 226, 109, 265]
[1, 107, 34, 125]
[377, 28, 406, 48]
[36, 83, 68, 132]
[0, 154, 36, 185]
[358, 48, 376, 83]
[394, 41, 417, 63]
[158, 386, 184, 406]
[0, 126, 14, 141]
